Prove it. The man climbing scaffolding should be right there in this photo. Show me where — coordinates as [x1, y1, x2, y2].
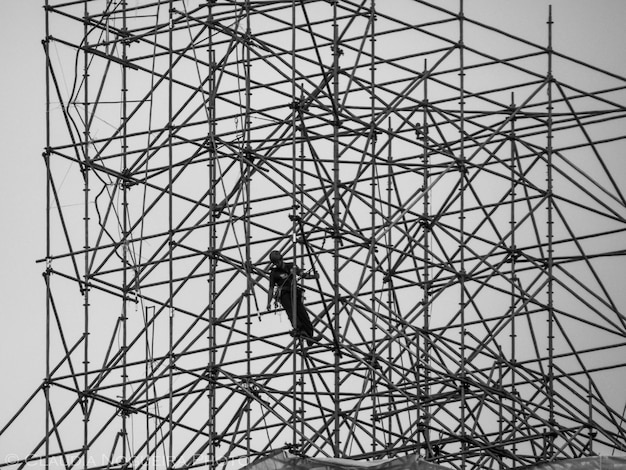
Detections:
[266, 250, 319, 345]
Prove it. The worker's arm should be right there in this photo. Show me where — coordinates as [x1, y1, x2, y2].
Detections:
[267, 273, 275, 309]
[293, 264, 318, 279]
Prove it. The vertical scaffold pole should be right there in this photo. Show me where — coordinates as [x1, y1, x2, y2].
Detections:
[385, 117, 393, 453]
[509, 92, 518, 463]
[332, 0, 341, 457]
[368, 0, 377, 456]
[207, 0, 217, 465]
[458, 0, 467, 466]
[546, 5, 556, 459]
[298, 91, 306, 453]
[289, 0, 299, 452]
[82, 1, 91, 468]
[243, 0, 253, 458]
[167, 1, 175, 466]
[421, 60, 431, 457]
[43, 1, 52, 468]
[121, 1, 129, 464]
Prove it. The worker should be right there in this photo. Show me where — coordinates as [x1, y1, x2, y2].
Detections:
[266, 251, 319, 344]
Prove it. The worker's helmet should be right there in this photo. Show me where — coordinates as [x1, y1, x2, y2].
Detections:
[269, 251, 282, 264]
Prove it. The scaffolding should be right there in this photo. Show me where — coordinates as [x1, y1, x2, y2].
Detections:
[2, 1, 626, 469]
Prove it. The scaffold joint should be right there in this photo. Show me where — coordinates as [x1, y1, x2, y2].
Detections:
[204, 365, 220, 381]
[331, 229, 343, 241]
[118, 399, 136, 417]
[211, 432, 223, 446]
[243, 148, 255, 163]
[364, 353, 382, 369]
[369, 128, 382, 142]
[211, 201, 227, 217]
[284, 443, 302, 455]
[454, 159, 468, 173]
[419, 215, 433, 230]
[120, 168, 136, 189]
[544, 426, 558, 438]
[289, 98, 309, 112]
[506, 247, 523, 262]
[42, 260, 53, 278]
[414, 123, 426, 138]
[331, 45, 344, 56]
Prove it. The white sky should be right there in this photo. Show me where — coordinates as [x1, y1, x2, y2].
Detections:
[0, 0, 625, 449]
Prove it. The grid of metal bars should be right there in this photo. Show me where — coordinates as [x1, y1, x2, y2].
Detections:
[2, 1, 626, 469]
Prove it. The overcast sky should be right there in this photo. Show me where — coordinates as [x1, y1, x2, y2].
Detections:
[1, 0, 625, 438]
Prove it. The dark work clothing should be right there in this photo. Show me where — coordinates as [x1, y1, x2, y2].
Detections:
[269, 263, 314, 338]
[269, 262, 297, 294]
[278, 289, 314, 338]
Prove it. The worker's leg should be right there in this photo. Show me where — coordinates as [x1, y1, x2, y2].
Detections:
[280, 290, 314, 338]
[295, 290, 314, 338]
[279, 291, 297, 329]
